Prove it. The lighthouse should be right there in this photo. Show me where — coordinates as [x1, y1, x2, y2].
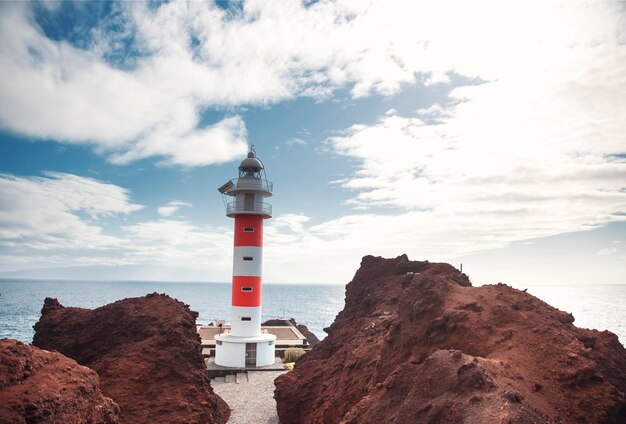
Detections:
[215, 149, 276, 367]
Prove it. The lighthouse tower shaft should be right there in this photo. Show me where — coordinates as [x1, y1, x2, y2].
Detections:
[231, 214, 264, 336]
[215, 151, 275, 368]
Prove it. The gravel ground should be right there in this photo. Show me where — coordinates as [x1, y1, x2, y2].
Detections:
[212, 371, 286, 424]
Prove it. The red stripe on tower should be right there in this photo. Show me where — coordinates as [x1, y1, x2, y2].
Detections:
[232, 276, 262, 306]
[234, 215, 263, 247]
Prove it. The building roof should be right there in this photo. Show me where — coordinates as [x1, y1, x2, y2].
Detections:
[197, 325, 306, 344]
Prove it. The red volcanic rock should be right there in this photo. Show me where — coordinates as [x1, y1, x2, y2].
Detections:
[33, 293, 229, 424]
[0, 339, 119, 424]
[274, 255, 626, 424]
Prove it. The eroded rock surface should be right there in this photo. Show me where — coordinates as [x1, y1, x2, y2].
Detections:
[274, 255, 626, 423]
[0, 339, 119, 424]
[33, 293, 229, 424]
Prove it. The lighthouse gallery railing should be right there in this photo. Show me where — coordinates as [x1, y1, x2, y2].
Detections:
[223, 178, 273, 194]
[226, 201, 272, 216]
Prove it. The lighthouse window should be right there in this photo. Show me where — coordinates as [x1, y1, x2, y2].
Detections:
[243, 227, 254, 232]
[243, 256, 254, 261]
[268, 340, 274, 346]
[216, 340, 222, 346]
[241, 287, 253, 292]
[241, 317, 252, 321]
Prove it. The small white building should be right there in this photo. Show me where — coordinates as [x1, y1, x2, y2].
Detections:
[198, 321, 311, 361]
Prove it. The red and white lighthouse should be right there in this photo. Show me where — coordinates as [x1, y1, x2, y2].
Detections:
[215, 149, 276, 368]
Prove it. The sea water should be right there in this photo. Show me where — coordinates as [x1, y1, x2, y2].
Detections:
[525, 284, 626, 345]
[0, 279, 344, 343]
[0, 279, 624, 346]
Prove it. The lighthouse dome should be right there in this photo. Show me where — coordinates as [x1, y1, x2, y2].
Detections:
[239, 151, 263, 171]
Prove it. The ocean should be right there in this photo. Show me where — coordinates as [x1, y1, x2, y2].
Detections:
[0, 279, 624, 346]
[0, 279, 345, 344]
[524, 284, 626, 345]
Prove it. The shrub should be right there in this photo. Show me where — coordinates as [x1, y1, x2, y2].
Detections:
[283, 347, 306, 363]
[284, 362, 295, 371]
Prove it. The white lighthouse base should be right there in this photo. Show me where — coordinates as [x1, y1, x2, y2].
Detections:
[214, 333, 276, 368]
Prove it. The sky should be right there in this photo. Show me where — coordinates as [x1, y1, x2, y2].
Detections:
[0, 0, 625, 286]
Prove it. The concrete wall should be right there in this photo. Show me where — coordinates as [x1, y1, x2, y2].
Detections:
[256, 341, 275, 366]
[215, 340, 245, 368]
[233, 246, 262, 276]
[214, 337, 276, 368]
[233, 192, 267, 213]
[230, 305, 262, 336]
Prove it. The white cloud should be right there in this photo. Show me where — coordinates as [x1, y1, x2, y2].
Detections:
[321, 107, 626, 260]
[1, 1, 625, 284]
[0, 171, 377, 282]
[269, 214, 311, 234]
[286, 138, 307, 147]
[157, 200, 192, 217]
[597, 247, 618, 256]
[109, 115, 248, 166]
[121, 219, 232, 269]
[0, 170, 623, 284]
[319, 1, 626, 260]
[12, 1, 622, 167]
[0, 3, 250, 167]
[0, 172, 231, 276]
[0, 172, 142, 250]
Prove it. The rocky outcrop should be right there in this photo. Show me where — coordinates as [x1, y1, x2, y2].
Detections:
[262, 318, 321, 346]
[274, 255, 626, 423]
[0, 339, 119, 424]
[33, 293, 229, 424]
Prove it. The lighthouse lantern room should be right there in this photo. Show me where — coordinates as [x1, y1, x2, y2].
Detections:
[215, 149, 276, 368]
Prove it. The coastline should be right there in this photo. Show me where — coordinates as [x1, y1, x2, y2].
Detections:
[1, 279, 623, 346]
